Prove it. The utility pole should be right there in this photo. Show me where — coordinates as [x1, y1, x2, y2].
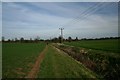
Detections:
[59, 28, 64, 43]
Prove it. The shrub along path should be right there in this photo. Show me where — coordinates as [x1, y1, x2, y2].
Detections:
[37, 44, 98, 78]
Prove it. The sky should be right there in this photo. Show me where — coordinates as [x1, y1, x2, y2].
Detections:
[0, 2, 1, 40]
[2, 0, 119, 2]
[2, 2, 118, 40]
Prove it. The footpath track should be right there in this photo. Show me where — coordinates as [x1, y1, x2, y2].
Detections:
[25, 46, 48, 78]
[25, 44, 98, 78]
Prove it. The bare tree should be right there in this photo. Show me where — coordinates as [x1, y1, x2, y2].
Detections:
[20, 37, 24, 42]
[68, 36, 72, 42]
[2, 36, 5, 42]
[75, 37, 78, 41]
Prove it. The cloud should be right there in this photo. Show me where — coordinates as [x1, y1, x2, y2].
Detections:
[64, 14, 118, 38]
[2, 0, 119, 2]
[0, 2, 2, 40]
[2, 2, 118, 39]
[3, 2, 73, 39]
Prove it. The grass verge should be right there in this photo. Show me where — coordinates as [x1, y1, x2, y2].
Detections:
[2, 42, 46, 78]
[38, 45, 98, 78]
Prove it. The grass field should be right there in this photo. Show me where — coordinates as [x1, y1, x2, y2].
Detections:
[0, 43, 2, 78]
[64, 39, 119, 53]
[61, 39, 120, 79]
[2, 39, 119, 79]
[2, 42, 46, 78]
[38, 45, 98, 78]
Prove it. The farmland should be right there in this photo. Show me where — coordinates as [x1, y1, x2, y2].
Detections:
[64, 39, 119, 53]
[2, 42, 46, 78]
[0, 43, 2, 78]
[2, 1, 119, 79]
[2, 42, 98, 78]
[2, 39, 120, 79]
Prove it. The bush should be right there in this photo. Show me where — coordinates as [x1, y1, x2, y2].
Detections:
[71, 47, 79, 53]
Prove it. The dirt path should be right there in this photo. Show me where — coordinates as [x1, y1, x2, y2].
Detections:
[25, 46, 48, 78]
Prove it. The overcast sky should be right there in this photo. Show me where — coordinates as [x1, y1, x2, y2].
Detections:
[2, 2, 118, 40]
[2, 0, 119, 2]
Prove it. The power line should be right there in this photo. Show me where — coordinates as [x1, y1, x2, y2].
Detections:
[71, 2, 114, 24]
[59, 1, 117, 39]
[62, 1, 115, 28]
[62, 2, 103, 28]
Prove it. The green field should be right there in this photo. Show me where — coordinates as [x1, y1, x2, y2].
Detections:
[38, 45, 98, 78]
[64, 39, 119, 53]
[62, 39, 120, 79]
[3, 42, 99, 78]
[2, 42, 46, 78]
[2, 39, 119, 79]
[0, 43, 2, 78]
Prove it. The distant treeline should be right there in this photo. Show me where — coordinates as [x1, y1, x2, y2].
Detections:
[2, 36, 120, 43]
